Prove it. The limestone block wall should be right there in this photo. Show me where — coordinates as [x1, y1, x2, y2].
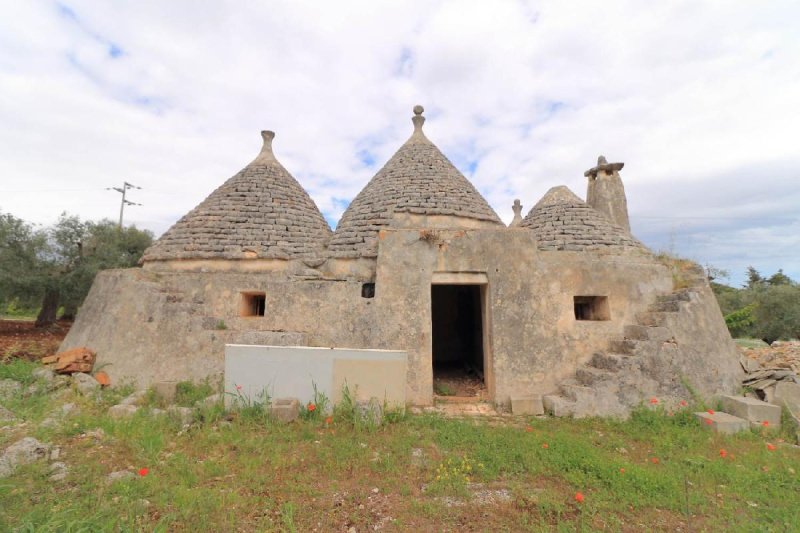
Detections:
[371, 228, 673, 406]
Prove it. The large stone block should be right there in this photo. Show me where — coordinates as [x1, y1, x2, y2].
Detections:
[511, 396, 544, 416]
[721, 396, 781, 426]
[543, 395, 575, 417]
[694, 411, 749, 434]
[773, 382, 800, 411]
[270, 398, 299, 423]
[152, 381, 178, 404]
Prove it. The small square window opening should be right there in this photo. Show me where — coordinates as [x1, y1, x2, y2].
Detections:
[361, 283, 375, 299]
[574, 296, 610, 321]
[240, 292, 266, 317]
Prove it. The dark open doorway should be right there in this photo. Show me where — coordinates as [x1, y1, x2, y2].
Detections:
[431, 284, 486, 398]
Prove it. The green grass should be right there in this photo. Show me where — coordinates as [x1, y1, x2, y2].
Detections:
[1, 379, 799, 531]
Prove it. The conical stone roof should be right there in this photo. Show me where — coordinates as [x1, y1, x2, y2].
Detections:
[142, 131, 332, 262]
[327, 106, 503, 258]
[519, 186, 645, 252]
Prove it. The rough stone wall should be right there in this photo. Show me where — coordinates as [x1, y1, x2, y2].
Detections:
[60, 267, 378, 388]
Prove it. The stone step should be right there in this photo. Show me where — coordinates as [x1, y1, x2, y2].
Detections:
[623, 324, 674, 342]
[657, 291, 692, 304]
[511, 396, 544, 416]
[650, 300, 681, 313]
[635, 311, 670, 327]
[590, 352, 625, 372]
[608, 339, 638, 355]
[543, 394, 576, 417]
[694, 411, 750, 434]
[575, 367, 611, 386]
[720, 396, 781, 426]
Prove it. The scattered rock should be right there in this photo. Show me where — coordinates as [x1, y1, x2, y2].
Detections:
[151, 408, 166, 416]
[108, 404, 139, 419]
[198, 393, 223, 408]
[0, 405, 16, 426]
[106, 470, 135, 484]
[53, 347, 96, 374]
[0, 379, 22, 399]
[49, 461, 68, 481]
[0, 437, 51, 478]
[120, 390, 147, 406]
[61, 403, 78, 416]
[167, 405, 194, 425]
[32, 368, 55, 383]
[50, 375, 71, 391]
[84, 428, 106, 440]
[73, 372, 100, 394]
[49, 447, 61, 461]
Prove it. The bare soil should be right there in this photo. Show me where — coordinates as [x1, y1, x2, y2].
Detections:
[0, 319, 70, 361]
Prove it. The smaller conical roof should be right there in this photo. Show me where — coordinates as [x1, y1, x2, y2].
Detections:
[328, 106, 503, 257]
[519, 186, 645, 252]
[143, 131, 332, 262]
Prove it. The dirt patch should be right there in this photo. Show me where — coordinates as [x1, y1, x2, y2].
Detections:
[0, 319, 70, 361]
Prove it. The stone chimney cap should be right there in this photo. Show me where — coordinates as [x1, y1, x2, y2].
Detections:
[584, 155, 624, 178]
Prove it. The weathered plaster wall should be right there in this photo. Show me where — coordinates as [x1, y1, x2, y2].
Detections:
[370, 228, 672, 406]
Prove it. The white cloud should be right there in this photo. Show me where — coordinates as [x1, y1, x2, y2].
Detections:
[0, 0, 798, 285]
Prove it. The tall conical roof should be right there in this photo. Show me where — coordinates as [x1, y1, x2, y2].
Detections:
[327, 106, 503, 257]
[142, 131, 332, 262]
[519, 186, 645, 252]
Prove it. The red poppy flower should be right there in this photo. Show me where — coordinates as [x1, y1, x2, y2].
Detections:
[525, 426, 533, 432]
[574, 492, 584, 503]
[619, 468, 625, 474]
[679, 400, 688, 407]
[719, 449, 727, 458]
[307, 403, 316, 412]
[138, 468, 149, 477]
[235, 384, 242, 391]
[707, 409, 715, 415]
[650, 457, 659, 464]
[762, 420, 769, 427]
[541, 443, 549, 449]
[704, 418, 713, 425]
[649, 397, 658, 404]
[767, 443, 776, 451]
[325, 416, 333, 425]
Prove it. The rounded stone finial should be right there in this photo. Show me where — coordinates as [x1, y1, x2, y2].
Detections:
[597, 155, 608, 165]
[255, 130, 276, 162]
[413, 105, 424, 116]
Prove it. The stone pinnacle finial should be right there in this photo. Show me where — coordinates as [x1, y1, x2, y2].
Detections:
[584, 154, 623, 178]
[255, 130, 277, 163]
[510, 199, 523, 227]
[412, 104, 425, 133]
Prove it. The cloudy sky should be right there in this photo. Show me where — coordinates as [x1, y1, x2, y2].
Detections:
[1, 0, 798, 286]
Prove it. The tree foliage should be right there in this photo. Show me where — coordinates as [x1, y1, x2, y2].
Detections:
[0, 210, 154, 325]
[713, 266, 800, 344]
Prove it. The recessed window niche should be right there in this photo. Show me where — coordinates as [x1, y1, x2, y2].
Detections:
[361, 283, 375, 299]
[240, 292, 266, 317]
[574, 296, 610, 321]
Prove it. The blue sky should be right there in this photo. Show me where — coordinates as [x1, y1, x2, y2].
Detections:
[0, 0, 798, 287]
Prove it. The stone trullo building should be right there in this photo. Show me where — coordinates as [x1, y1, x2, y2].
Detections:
[61, 106, 742, 416]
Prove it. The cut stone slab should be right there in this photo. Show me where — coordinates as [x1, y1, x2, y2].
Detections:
[152, 381, 178, 404]
[721, 396, 781, 426]
[511, 396, 544, 416]
[694, 411, 750, 434]
[108, 404, 139, 419]
[543, 395, 575, 417]
[270, 398, 300, 422]
[198, 393, 223, 408]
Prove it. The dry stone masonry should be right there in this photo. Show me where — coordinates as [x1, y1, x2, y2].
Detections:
[60, 106, 743, 416]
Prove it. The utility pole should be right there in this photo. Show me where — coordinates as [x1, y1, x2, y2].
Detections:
[107, 181, 142, 229]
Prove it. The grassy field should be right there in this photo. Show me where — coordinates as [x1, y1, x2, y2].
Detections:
[1, 360, 799, 532]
